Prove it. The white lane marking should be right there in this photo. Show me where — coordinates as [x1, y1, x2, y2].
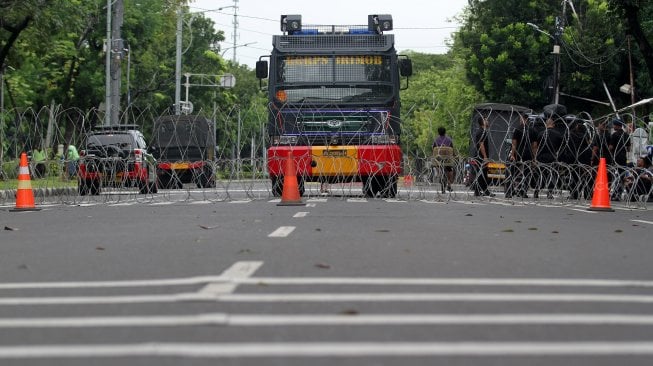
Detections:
[268, 226, 295, 237]
[199, 261, 263, 295]
[569, 208, 596, 213]
[306, 203, 317, 207]
[236, 277, 653, 288]
[150, 201, 174, 206]
[347, 198, 367, 203]
[219, 292, 653, 303]
[0, 293, 214, 306]
[2, 342, 653, 358]
[4, 313, 653, 328]
[4, 291, 653, 307]
[293, 211, 309, 218]
[632, 219, 653, 225]
[0, 313, 227, 328]
[190, 200, 214, 205]
[307, 198, 326, 203]
[230, 200, 252, 204]
[4, 277, 653, 290]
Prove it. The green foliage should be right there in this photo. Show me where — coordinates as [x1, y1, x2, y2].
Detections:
[401, 52, 483, 157]
[458, 0, 639, 114]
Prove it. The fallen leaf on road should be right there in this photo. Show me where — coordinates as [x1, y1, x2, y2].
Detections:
[465, 214, 473, 217]
[315, 263, 331, 269]
[4, 226, 18, 231]
[96, 247, 105, 251]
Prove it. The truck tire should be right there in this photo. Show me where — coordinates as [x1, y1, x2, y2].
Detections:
[78, 180, 89, 196]
[271, 176, 283, 197]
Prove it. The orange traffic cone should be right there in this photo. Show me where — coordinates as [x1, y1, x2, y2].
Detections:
[587, 157, 614, 212]
[11, 152, 41, 212]
[277, 151, 305, 206]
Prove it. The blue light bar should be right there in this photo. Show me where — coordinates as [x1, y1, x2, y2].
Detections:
[350, 29, 374, 35]
[294, 29, 318, 35]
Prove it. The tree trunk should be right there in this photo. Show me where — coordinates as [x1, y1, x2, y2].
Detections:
[0, 16, 32, 71]
[622, 3, 653, 88]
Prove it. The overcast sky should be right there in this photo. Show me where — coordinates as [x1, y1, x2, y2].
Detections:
[189, 0, 469, 68]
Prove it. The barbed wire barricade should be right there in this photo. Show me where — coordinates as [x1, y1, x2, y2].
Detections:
[0, 104, 651, 208]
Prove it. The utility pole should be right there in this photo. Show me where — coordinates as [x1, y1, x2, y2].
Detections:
[109, 0, 124, 125]
[553, 1, 567, 105]
[232, 0, 239, 63]
[175, 8, 183, 115]
[627, 35, 636, 114]
[104, 0, 112, 126]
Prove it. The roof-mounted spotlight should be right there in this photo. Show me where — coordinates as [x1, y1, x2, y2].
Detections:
[368, 14, 393, 34]
[281, 14, 302, 34]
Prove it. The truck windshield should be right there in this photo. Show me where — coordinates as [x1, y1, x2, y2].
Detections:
[276, 55, 393, 104]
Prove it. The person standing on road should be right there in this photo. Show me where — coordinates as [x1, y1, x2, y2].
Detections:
[532, 110, 564, 199]
[432, 126, 455, 191]
[506, 111, 534, 198]
[472, 115, 494, 197]
[609, 119, 630, 201]
[624, 155, 653, 202]
[65, 144, 80, 180]
[31, 145, 47, 179]
[591, 119, 612, 166]
[568, 119, 593, 200]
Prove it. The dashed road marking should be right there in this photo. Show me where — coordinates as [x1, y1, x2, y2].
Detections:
[293, 212, 309, 218]
[632, 219, 653, 225]
[346, 198, 367, 203]
[268, 226, 296, 238]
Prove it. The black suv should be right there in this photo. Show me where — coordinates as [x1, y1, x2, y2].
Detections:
[77, 125, 158, 195]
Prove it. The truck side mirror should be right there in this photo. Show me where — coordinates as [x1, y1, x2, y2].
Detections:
[256, 61, 268, 79]
[399, 59, 412, 77]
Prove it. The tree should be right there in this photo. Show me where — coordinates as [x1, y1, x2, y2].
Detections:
[457, 0, 627, 113]
[609, 0, 653, 96]
[401, 52, 483, 157]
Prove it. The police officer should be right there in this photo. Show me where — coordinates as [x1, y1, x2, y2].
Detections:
[472, 115, 494, 197]
[609, 118, 630, 200]
[532, 106, 564, 199]
[568, 119, 593, 199]
[506, 111, 534, 198]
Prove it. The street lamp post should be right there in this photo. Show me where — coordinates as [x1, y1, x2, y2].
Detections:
[220, 42, 256, 58]
[175, 3, 239, 114]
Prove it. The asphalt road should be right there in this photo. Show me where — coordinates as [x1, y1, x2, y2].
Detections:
[1, 196, 652, 365]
